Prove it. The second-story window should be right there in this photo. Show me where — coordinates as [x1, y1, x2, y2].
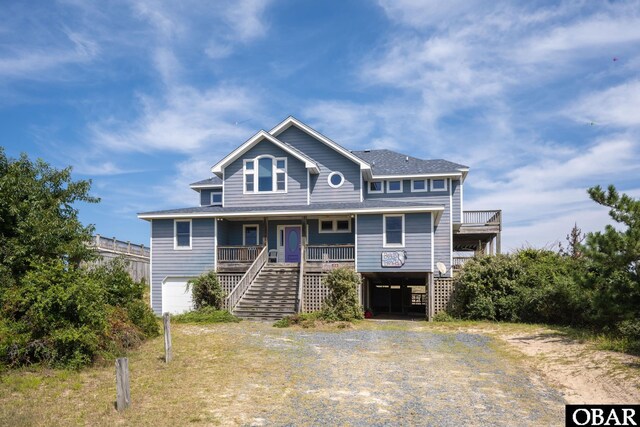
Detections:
[431, 179, 448, 192]
[244, 156, 287, 194]
[387, 180, 403, 193]
[211, 192, 222, 206]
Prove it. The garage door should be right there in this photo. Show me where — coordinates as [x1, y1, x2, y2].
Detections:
[162, 277, 194, 314]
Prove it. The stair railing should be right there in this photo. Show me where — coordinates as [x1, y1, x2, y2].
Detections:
[296, 237, 305, 313]
[225, 245, 268, 313]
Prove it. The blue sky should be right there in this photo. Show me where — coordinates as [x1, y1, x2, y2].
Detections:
[1, 0, 639, 250]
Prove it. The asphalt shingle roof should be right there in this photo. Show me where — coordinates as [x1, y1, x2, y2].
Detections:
[189, 176, 223, 187]
[351, 149, 468, 175]
[139, 199, 443, 217]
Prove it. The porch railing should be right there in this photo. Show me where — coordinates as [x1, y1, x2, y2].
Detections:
[217, 245, 262, 263]
[306, 245, 355, 262]
[463, 210, 501, 225]
[225, 246, 268, 312]
[453, 256, 475, 269]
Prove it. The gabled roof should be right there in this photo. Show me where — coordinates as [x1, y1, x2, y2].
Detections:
[211, 130, 320, 175]
[352, 149, 468, 178]
[189, 176, 222, 189]
[270, 116, 372, 175]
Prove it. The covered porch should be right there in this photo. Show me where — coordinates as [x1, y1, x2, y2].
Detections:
[453, 210, 502, 270]
[216, 215, 355, 273]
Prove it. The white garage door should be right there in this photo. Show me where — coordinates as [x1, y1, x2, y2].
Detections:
[162, 277, 194, 314]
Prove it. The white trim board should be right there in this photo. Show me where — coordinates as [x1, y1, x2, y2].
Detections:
[139, 205, 445, 220]
[269, 116, 371, 171]
[211, 130, 319, 175]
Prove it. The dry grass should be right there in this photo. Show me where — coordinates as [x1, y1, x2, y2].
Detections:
[1, 320, 638, 425]
[0, 322, 290, 426]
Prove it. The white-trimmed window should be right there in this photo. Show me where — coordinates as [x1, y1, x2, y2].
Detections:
[387, 180, 403, 193]
[383, 214, 404, 247]
[328, 171, 345, 188]
[369, 181, 383, 194]
[243, 156, 287, 194]
[174, 219, 192, 250]
[210, 191, 222, 206]
[243, 224, 260, 245]
[430, 178, 448, 192]
[411, 179, 427, 192]
[318, 217, 352, 233]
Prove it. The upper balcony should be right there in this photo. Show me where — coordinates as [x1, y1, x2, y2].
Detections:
[453, 210, 502, 255]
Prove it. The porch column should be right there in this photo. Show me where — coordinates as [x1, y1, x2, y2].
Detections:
[302, 216, 308, 260]
[263, 217, 268, 247]
[496, 232, 502, 255]
[489, 237, 494, 255]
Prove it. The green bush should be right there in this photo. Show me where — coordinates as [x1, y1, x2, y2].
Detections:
[172, 307, 239, 324]
[452, 250, 589, 324]
[88, 257, 144, 306]
[273, 312, 320, 328]
[125, 300, 160, 338]
[321, 268, 363, 321]
[433, 312, 456, 322]
[187, 271, 225, 310]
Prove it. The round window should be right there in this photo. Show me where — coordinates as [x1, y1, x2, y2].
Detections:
[328, 172, 345, 188]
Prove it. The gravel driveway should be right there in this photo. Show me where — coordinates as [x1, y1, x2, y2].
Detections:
[233, 322, 565, 426]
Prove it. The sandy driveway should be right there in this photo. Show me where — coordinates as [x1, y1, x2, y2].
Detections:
[225, 323, 565, 426]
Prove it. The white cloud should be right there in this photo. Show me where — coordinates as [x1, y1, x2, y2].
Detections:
[91, 85, 259, 153]
[567, 80, 640, 128]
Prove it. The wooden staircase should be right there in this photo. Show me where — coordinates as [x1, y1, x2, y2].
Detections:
[233, 264, 299, 320]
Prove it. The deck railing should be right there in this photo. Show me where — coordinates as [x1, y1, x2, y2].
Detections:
[91, 235, 149, 258]
[217, 245, 263, 263]
[225, 246, 268, 312]
[463, 210, 501, 225]
[306, 245, 355, 262]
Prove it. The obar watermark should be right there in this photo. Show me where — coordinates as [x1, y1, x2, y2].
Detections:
[567, 405, 638, 427]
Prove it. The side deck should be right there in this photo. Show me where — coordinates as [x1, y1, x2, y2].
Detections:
[453, 210, 502, 269]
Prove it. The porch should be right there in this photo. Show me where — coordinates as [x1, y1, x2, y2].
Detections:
[215, 216, 355, 273]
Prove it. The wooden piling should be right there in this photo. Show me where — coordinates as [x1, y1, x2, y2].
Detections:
[115, 357, 130, 412]
[163, 312, 172, 363]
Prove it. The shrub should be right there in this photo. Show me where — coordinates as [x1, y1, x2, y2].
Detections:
[172, 307, 240, 324]
[433, 312, 456, 322]
[125, 300, 159, 338]
[321, 268, 363, 321]
[187, 271, 225, 310]
[452, 250, 589, 325]
[273, 312, 320, 328]
[88, 257, 144, 306]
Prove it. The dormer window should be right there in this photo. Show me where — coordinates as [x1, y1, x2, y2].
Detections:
[387, 180, 403, 193]
[431, 179, 448, 192]
[244, 156, 287, 194]
[210, 192, 222, 206]
[369, 181, 383, 194]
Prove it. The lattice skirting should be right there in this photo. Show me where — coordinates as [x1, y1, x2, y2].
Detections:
[433, 278, 456, 315]
[217, 273, 243, 296]
[302, 273, 362, 313]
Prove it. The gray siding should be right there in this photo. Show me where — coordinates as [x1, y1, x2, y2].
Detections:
[218, 219, 266, 246]
[452, 179, 461, 223]
[362, 179, 452, 276]
[356, 213, 432, 273]
[223, 138, 308, 207]
[151, 218, 215, 315]
[307, 218, 355, 245]
[277, 126, 361, 203]
[200, 189, 222, 206]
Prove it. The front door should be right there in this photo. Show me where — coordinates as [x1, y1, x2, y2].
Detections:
[284, 226, 301, 263]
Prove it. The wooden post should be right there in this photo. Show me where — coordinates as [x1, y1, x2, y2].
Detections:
[496, 231, 502, 255]
[115, 357, 130, 412]
[163, 313, 172, 363]
[427, 273, 434, 321]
